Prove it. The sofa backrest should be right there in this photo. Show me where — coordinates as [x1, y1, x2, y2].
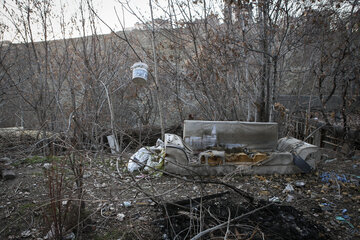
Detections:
[183, 120, 278, 151]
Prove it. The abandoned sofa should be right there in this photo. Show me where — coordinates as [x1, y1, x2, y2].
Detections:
[164, 120, 319, 176]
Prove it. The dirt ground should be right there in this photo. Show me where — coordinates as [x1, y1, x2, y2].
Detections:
[0, 148, 359, 240]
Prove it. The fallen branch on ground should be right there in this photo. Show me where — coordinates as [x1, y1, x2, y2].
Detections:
[190, 203, 273, 240]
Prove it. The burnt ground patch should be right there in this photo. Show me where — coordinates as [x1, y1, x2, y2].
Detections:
[159, 191, 329, 240]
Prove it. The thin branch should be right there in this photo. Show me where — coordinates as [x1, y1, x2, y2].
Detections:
[190, 203, 273, 240]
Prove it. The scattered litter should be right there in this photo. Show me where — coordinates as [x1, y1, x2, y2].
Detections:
[43, 163, 52, 170]
[334, 195, 342, 200]
[320, 172, 349, 183]
[21, 229, 31, 238]
[336, 174, 348, 182]
[135, 174, 147, 179]
[335, 216, 354, 228]
[341, 209, 351, 219]
[123, 201, 132, 208]
[83, 172, 91, 178]
[269, 196, 280, 202]
[319, 203, 333, 212]
[325, 158, 337, 164]
[128, 139, 165, 173]
[294, 181, 306, 187]
[148, 199, 156, 206]
[116, 213, 125, 221]
[128, 148, 151, 172]
[286, 194, 295, 202]
[63, 232, 75, 240]
[94, 182, 107, 188]
[282, 183, 294, 193]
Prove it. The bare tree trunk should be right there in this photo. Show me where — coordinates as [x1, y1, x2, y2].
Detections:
[269, 56, 278, 122]
[258, 0, 270, 122]
[149, 0, 165, 140]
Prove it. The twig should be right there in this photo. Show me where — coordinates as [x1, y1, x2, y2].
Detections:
[190, 203, 273, 240]
[14, 181, 22, 193]
[129, 156, 254, 202]
[332, 172, 341, 197]
[224, 207, 231, 240]
[303, 123, 327, 142]
[116, 141, 133, 178]
[9, 181, 23, 198]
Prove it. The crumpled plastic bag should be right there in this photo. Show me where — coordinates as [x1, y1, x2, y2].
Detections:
[282, 183, 294, 193]
[128, 147, 152, 172]
[144, 149, 165, 175]
[156, 138, 164, 148]
[127, 139, 165, 173]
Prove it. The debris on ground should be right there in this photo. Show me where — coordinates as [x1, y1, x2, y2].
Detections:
[0, 145, 359, 239]
[159, 192, 329, 240]
[127, 139, 165, 173]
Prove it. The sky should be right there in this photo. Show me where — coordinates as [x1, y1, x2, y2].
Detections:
[0, 0, 167, 42]
[88, 0, 157, 30]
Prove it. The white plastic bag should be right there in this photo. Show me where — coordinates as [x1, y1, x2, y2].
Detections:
[128, 147, 152, 172]
[156, 139, 164, 148]
[127, 139, 165, 173]
[144, 149, 165, 173]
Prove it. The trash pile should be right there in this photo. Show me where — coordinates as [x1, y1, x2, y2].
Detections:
[127, 139, 165, 175]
